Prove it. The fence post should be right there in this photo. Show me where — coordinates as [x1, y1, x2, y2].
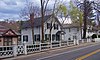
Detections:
[77, 40, 79, 45]
[74, 39, 76, 45]
[82, 39, 84, 43]
[51, 41, 52, 49]
[24, 43, 27, 55]
[40, 42, 41, 51]
[60, 41, 61, 47]
[67, 40, 69, 46]
[13, 44, 17, 56]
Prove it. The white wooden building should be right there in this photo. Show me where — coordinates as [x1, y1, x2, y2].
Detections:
[62, 24, 81, 45]
[21, 15, 64, 44]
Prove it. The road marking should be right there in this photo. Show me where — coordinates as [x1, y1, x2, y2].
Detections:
[76, 49, 100, 60]
[36, 44, 100, 60]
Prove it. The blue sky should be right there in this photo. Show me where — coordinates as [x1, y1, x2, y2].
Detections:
[0, 0, 71, 21]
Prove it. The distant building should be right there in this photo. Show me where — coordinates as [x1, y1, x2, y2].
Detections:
[0, 25, 20, 46]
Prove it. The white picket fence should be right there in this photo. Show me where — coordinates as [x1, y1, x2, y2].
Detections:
[0, 40, 78, 58]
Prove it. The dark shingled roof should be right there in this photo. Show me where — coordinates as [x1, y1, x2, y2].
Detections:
[22, 15, 61, 29]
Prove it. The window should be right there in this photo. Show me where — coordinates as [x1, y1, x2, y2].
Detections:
[45, 34, 51, 41]
[54, 24, 58, 29]
[37, 35, 40, 41]
[34, 35, 36, 41]
[52, 34, 55, 41]
[47, 23, 52, 29]
[23, 35, 28, 42]
[56, 35, 60, 41]
[34, 34, 40, 41]
[4, 37, 12, 46]
[68, 38, 71, 40]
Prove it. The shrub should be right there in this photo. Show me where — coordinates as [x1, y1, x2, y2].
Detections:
[98, 35, 100, 38]
[92, 34, 97, 39]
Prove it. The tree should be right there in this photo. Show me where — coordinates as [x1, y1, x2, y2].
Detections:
[57, 3, 68, 24]
[40, 0, 50, 42]
[41, 0, 67, 43]
[69, 1, 83, 39]
[83, 0, 99, 39]
[43, 0, 65, 42]
[76, 0, 98, 39]
[20, 1, 40, 44]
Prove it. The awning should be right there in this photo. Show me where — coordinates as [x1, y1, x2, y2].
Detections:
[56, 31, 66, 35]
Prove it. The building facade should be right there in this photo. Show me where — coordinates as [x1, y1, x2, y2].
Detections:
[21, 15, 64, 44]
[0, 25, 20, 46]
[62, 24, 81, 41]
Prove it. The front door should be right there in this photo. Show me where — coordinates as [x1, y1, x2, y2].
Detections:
[3, 37, 12, 46]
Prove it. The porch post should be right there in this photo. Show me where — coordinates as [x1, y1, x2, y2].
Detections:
[24, 43, 27, 55]
[51, 40, 52, 49]
[74, 39, 76, 45]
[13, 43, 17, 56]
[40, 42, 41, 51]
[77, 40, 79, 45]
[60, 35, 62, 47]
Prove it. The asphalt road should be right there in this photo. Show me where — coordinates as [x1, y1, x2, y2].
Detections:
[3, 43, 100, 60]
[37, 43, 100, 60]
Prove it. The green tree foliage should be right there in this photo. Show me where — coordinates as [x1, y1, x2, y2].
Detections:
[58, 4, 67, 16]
[69, 1, 83, 24]
[69, 1, 83, 39]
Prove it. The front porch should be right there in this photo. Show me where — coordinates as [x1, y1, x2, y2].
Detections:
[0, 29, 20, 46]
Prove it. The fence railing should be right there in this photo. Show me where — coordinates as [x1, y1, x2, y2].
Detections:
[41, 43, 51, 51]
[52, 41, 60, 48]
[0, 46, 13, 58]
[61, 41, 67, 47]
[0, 40, 88, 58]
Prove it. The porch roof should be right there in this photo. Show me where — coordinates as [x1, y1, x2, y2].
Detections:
[56, 31, 66, 35]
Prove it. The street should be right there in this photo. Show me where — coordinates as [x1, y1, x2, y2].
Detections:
[3, 43, 100, 60]
[37, 43, 100, 60]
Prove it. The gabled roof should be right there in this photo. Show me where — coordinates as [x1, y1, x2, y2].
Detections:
[0, 25, 20, 36]
[2, 29, 17, 36]
[22, 15, 62, 29]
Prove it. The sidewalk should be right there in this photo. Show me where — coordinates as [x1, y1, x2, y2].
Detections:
[2, 42, 99, 60]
